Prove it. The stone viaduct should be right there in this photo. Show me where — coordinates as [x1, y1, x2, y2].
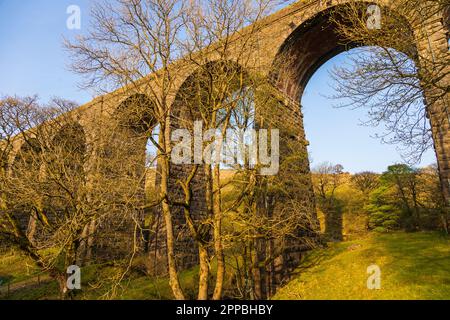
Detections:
[5, 0, 449, 297]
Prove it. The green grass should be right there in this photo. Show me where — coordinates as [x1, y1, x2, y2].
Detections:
[274, 232, 450, 300]
[2, 232, 449, 300]
[116, 266, 200, 300]
[0, 251, 58, 300]
[0, 251, 202, 300]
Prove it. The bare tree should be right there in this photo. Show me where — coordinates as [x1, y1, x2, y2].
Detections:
[0, 95, 156, 299]
[65, 0, 286, 300]
[66, 0, 193, 299]
[175, 0, 280, 300]
[0, 96, 93, 298]
[351, 171, 380, 199]
[328, 0, 449, 220]
[330, 0, 448, 158]
[312, 162, 345, 241]
[64, 0, 322, 300]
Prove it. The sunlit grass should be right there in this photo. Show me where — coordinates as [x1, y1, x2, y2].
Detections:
[0, 251, 57, 300]
[273, 232, 450, 300]
[2, 232, 449, 300]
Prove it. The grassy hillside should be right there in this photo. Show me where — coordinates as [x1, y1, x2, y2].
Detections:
[2, 232, 449, 300]
[0, 252, 200, 300]
[274, 232, 450, 300]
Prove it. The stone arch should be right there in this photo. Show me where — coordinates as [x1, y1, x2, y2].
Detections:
[50, 122, 87, 166]
[109, 93, 159, 190]
[11, 138, 42, 172]
[8, 138, 43, 238]
[171, 58, 256, 191]
[268, 0, 449, 228]
[145, 59, 257, 273]
[172, 59, 255, 126]
[114, 93, 158, 135]
[271, 2, 418, 101]
[112, 93, 159, 205]
[0, 152, 6, 174]
[89, 93, 159, 261]
[247, 2, 429, 297]
[171, 59, 259, 170]
[45, 122, 87, 205]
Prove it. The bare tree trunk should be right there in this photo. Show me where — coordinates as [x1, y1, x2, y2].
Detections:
[198, 245, 209, 300]
[160, 154, 185, 300]
[26, 216, 37, 244]
[212, 165, 225, 300]
[85, 220, 96, 262]
[77, 220, 96, 265]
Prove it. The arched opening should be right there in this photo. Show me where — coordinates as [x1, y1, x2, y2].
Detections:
[301, 48, 437, 173]
[171, 59, 257, 198]
[96, 93, 159, 260]
[9, 139, 42, 238]
[49, 123, 87, 175]
[115, 93, 160, 212]
[271, 3, 442, 240]
[149, 59, 260, 277]
[45, 123, 87, 212]
[173, 60, 257, 167]
[272, 3, 417, 101]
[45, 122, 89, 260]
[12, 139, 41, 173]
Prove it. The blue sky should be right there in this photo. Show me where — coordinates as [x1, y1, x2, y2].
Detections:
[0, 0, 93, 103]
[302, 53, 437, 172]
[0, 1, 437, 173]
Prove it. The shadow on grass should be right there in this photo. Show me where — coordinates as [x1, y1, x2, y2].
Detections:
[290, 240, 353, 279]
